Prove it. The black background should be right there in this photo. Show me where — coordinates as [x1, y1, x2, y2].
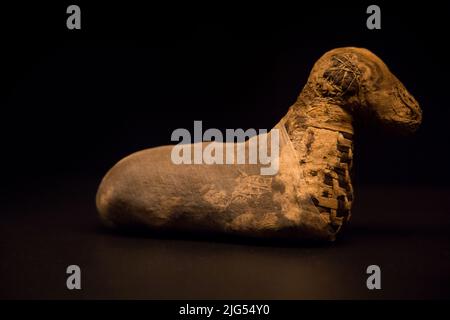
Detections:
[1, 2, 450, 300]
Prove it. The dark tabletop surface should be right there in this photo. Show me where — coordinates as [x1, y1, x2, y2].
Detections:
[1, 177, 449, 299]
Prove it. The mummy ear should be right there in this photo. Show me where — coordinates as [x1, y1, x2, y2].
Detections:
[306, 49, 365, 105]
[321, 53, 362, 97]
[315, 48, 388, 100]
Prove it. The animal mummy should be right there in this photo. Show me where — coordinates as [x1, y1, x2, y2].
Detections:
[96, 47, 422, 241]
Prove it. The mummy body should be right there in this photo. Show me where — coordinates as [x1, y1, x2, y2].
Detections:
[96, 47, 422, 241]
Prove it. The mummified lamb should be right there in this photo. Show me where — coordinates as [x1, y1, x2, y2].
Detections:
[96, 47, 422, 241]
